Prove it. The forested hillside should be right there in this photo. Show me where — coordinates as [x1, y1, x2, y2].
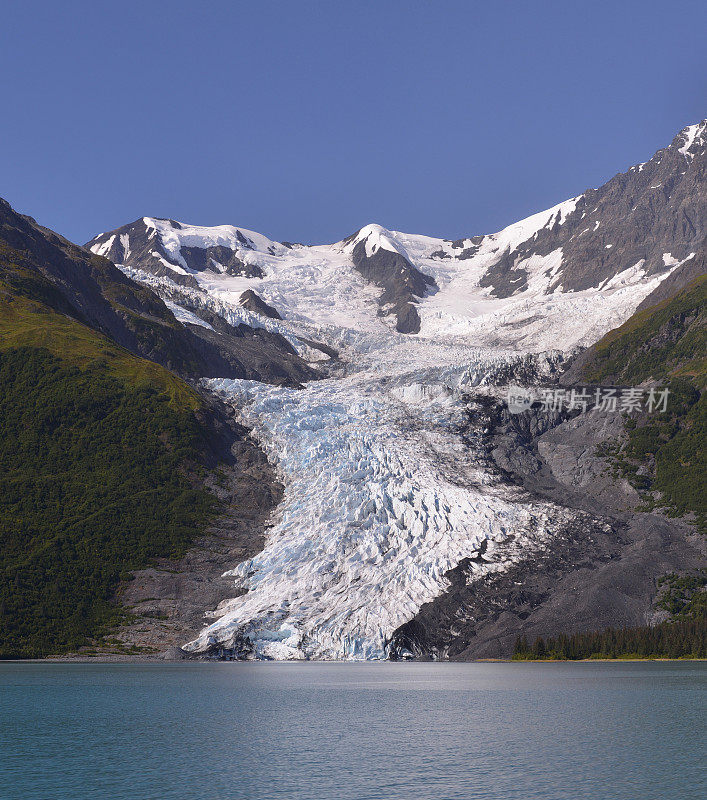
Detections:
[0, 208, 233, 657]
[0, 281, 227, 656]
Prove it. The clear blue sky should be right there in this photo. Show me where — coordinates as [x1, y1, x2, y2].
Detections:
[2, 1, 705, 245]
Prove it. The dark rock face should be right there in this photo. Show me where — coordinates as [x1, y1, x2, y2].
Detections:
[239, 289, 282, 319]
[180, 245, 264, 278]
[87, 218, 201, 288]
[389, 396, 705, 660]
[187, 323, 319, 386]
[391, 511, 699, 661]
[0, 197, 317, 386]
[86, 218, 264, 282]
[448, 235, 484, 260]
[349, 237, 437, 333]
[295, 336, 339, 360]
[637, 244, 705, 311]
[479, 121, 706, 298]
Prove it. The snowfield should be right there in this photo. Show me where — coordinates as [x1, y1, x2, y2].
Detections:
[95, 193, 681, 660]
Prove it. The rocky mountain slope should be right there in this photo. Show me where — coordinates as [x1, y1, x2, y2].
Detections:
[477, 122, 705, 297]
[577, 263, 705, 527]
[390, 391, 703, 660]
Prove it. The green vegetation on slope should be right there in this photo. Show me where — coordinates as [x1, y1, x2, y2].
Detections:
[582, 274, 706, 387]
[512, 616, 706, 660]
[0, 285, 202, 410]
[656, 570, 707, 619]
[583, 275, 706, 528]
[604, 379, 706, 528]
[0, 292, 219, 658]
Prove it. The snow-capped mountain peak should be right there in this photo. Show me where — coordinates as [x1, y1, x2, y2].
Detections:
[87, 120, 705, 350]
[142, 216, 280, 257]
[342, 223, 408, 258]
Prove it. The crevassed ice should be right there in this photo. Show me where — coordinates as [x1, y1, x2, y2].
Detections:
[183, 352, 571, 660]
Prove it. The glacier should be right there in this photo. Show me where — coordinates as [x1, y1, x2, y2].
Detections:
[183, 351, 577, 660]
[92, 192, 682, 660]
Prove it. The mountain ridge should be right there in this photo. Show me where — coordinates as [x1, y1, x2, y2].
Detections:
[0, 198, 318, 386]
[86, 120, 706, 351]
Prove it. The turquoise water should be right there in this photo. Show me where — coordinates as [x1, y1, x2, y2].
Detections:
[1, 662, 705, 800]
